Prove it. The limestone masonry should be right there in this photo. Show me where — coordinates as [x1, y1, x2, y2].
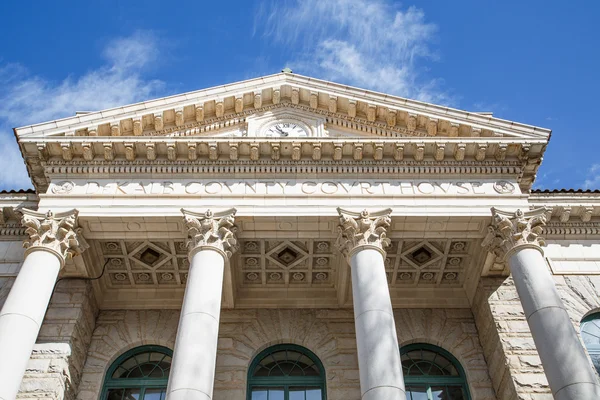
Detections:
[1, 72, 599, 400]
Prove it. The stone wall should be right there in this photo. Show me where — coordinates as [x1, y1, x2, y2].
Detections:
[472, 275, 600, 400]
[78, 308, 494, 400]
[18, 279, 98, 400]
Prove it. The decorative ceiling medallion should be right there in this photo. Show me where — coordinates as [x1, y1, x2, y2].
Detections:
[99, 240, 186, 287]
[277, 247, 299, 265]
[240, 239, 335, 286]
[385, 239, 475, 287]
[451, 241, 467, 252]
[139, 247, 161, 266]
[411, 247, 432, 265]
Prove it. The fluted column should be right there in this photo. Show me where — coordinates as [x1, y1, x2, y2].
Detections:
[483, 208, 600, 400]
[0, 209, 87, 400]
[167, 209, 238, 400]
[336, 208, 405, 400]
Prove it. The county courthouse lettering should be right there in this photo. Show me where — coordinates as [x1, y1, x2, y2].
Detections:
[52, 179, 518, 196]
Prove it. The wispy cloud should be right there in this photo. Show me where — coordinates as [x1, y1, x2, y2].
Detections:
[256, 0, 451, 104]
[0, 31, 166, 190]
[583, 164, 600, 189]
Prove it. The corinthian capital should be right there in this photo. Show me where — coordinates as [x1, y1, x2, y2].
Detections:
[181, 208, 238, 259]
[21, 209, 88, 262]
[482, 207, 548, 261]
[336, 208, 392, 258]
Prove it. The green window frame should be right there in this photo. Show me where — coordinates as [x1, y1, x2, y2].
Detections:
[100, 345, 172, 400]
[581, 313, 600, 375]
[401, 343, 471, 400]
[247, 344, 327, 400]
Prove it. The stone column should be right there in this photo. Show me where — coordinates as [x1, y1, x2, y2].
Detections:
[483, 208, 600, 400]
[167, 209, 238, 400]
[0, 209, 87, 400]
[336, 208, 405, 400]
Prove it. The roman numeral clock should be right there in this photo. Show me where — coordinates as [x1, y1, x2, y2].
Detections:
[262, 121, 309, 137]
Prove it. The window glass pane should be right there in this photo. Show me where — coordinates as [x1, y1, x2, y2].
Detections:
[306, 388, 322, 400]
[251, 387, 284, 400]
[446, 386, 466, 400]
[289, 386, 321, 400]
[143, 388, 166, 400]
[430, 386, 447, 399]
[251, 389, 268, 400]
[249, 345, 325, 399]
[582, 319, 600, 345]
[405, 385, 428, 400]
[289, 387, 306, 400]
[401, 345, 470, 400]
[590, 353, 600, 375]
[268, 389, 284, 400]
[111, 350, 171, 379]
[106, 389, 141, 400]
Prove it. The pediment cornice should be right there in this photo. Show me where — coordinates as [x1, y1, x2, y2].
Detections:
[14, 72, 551, 194]
[15, 73, 550, 141]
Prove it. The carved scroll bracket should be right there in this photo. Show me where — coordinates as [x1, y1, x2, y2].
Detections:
[181, 208, 238, 260]
[335, 207, 392, 259]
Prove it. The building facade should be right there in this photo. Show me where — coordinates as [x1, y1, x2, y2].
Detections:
[1, 72, 600, 400]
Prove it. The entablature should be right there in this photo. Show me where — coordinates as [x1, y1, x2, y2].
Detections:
[15, 72, 551, 194]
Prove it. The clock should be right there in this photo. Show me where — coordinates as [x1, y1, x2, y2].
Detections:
[263, 122, 309, 137]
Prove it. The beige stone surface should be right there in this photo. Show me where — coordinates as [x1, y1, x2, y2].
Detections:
[18, 280, 97, 400]
[472, 275, 600, 400]
[78, 307, 494, 400]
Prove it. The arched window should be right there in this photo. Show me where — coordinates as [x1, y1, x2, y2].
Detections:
[581, 313, 600, 374]
[101, 345, 172, 400]
[401, 343, 471, 400]
[247, 344, 326, 400]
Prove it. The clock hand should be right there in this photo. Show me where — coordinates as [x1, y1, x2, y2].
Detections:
[275, 126, 288, 136]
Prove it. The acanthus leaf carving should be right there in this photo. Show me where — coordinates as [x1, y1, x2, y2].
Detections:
[335, 208, 392, 258]
[482, 207, 548, 263]
[21, 209, 88, 262]
[182, 208, 238, 259]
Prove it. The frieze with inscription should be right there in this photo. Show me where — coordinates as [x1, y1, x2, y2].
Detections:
[47, 179, 520, 197]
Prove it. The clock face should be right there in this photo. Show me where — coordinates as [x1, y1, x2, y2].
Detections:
[264, 122, 308, 137]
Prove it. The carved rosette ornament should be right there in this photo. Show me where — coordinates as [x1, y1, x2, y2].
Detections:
[336, 208, 392, 258]
[482, 207, 548, 262]
[181, 208, 238, 259]
[21, 209, 88, 263]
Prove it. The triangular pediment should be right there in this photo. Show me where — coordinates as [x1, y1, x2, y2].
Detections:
[14, 72, 550, 141]
[14, 72, 551, 194]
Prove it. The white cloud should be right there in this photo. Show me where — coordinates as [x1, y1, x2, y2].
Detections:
[257, 0, 451, 104]
[583, 164, 600, 189]
[0, 30, 166, 190]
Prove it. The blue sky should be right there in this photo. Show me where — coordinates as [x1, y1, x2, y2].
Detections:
[1, 0, 598, 190]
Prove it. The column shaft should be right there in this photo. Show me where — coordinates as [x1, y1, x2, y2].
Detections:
[351, 247, 405, 400]
[167, 248, 225, 400]
[0, 249, 62, 400]
[509, 248, 600, 400]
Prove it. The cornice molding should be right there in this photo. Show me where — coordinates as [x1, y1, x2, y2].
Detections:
[42, 161, 523, 181]
[15, 74, 550, 140]
[543, 222, 600, 238]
